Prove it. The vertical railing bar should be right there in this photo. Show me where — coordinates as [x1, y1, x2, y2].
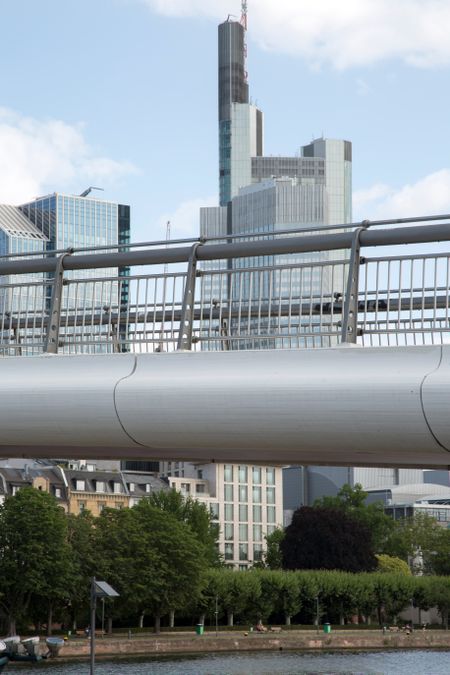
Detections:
[177, 243, 202, 351]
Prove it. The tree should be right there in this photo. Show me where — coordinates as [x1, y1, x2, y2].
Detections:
[376, 554, 411, 576]
[280, 506, 377, 573]
[147, 489, 221, 567]
[314, 483, 395, 553]
[217, 569, 261, 626]
[383, 512, 443, 572]
[131, 499, 207, 632]
[259, 528, 284, 570]
[66, 511, 99, 631]
[0, 488, 72, 635]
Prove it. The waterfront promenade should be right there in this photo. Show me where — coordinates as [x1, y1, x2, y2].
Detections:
[58, 629, 450, 659]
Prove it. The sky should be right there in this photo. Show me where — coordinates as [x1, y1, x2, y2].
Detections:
[2, 0, 450, 243]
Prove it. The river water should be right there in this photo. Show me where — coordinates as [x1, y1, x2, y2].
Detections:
[9, 650, 450, 674]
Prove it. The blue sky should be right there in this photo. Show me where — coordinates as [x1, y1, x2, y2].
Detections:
[1, 0, 450, 242]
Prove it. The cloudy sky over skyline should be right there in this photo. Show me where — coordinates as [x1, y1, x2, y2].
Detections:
[1, 0, 450, 240]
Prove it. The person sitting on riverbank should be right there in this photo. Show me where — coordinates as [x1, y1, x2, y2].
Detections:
[255, 620, 268, 632]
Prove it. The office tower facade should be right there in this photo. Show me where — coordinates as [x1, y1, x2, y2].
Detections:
[218, 19, 263, 206]
[19, 193, 130, 309]
[0, 205, 47, 316]
[0, 193, 130, 354]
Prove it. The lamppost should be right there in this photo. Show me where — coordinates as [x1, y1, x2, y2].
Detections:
[215, 595, 219, 637]
[315, 595, 320, 635]
[90, 578, 119, 675]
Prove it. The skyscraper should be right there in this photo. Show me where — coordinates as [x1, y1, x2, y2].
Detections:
[0, 192, 130, 353]
[218, 16, 263, 206]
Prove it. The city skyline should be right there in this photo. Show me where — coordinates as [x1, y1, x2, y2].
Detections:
[1, 1, 450, 245]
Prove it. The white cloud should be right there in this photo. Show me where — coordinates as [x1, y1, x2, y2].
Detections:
[354, 170, 450, 220]
[156, 195, 217, 239]
[140, 0, 450, 69]
[0, 108, 137, 204]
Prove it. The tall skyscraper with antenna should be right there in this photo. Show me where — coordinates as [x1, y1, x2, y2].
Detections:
[218, 6, 263, 206]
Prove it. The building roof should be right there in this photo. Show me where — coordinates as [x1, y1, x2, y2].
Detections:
[121, 472, 169, 498]
[64, 469, 127, 495]
[367, 483, 450, 505]
[0, 204, 47, 241]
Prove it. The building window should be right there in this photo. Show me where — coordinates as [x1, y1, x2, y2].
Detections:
[224, 504, 233, 521]
[267, 524, 276, 535]
[266, 468, 275, 486]
[253, 544, 263, 562]
[98, 503, 106, 514]
[253, 505, 262, 522]
[145, 484, 151, 493]
[181, 483, 191, 493]
[238, 564, 248, 571]
[224, 523, 234, 540]
[224, 543, 234, 561]
[252, 467, 262, 484]
[267, 506, 276, 524]
[210, 502, 219, 520]
[239, 524, 248, 541]
[266, 487, 275, 505]
[96, 481, 105, 493]
[239, 485, 248, 503]
[76, 480, 85, 491]
[239, 504, 248, 522]
[238, 466, 248, 483]
[224, 485, 233, 502]
[253, 524, 262, 542]
[113, 482, 122, 494]
[12, 486, 19, 496]
[79, 502, 86, 513]
[128, 483, 135, 493]
[196, 484, 205, 494]
[252, 486, 262, 504]
[55, 488, 62, 499]
[197, 469, 203, 479]
[224, 465, 233, 482]
[239, 543, 248, 561]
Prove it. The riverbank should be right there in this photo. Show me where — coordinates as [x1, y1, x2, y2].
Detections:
[56, 629, 450, 659]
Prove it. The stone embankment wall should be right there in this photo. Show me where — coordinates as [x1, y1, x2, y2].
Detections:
[59, 629, 450, 659]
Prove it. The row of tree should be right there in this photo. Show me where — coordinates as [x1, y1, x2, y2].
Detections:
[199, 568, 450, 628]
[2, 484, 450, 635]
[0, 487, 219, 635]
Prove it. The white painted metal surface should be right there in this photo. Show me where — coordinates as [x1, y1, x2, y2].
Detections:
[0, 345, 449, 468]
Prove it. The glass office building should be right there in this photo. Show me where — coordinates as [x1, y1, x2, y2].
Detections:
[0, 205, 47, 317]
[19, 193, 130, 309]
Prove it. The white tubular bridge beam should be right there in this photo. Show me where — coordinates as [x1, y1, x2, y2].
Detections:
[1, 345, 450, 468]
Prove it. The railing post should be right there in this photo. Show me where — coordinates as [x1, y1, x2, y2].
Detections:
[177, 243, 202, 351]
[341, 224, 368, 344]
[44, 251, 72, 354]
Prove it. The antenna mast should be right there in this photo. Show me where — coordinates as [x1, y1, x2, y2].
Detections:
[240, 0, 248, 31]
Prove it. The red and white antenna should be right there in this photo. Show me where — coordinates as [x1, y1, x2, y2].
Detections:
[240, 0, 248, 31]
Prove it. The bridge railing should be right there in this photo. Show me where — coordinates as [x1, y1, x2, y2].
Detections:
[1, 214, 450, 355]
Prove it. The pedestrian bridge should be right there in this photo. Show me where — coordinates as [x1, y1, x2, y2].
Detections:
[0, 344, 449, 468]
[1, 213, 450, 468]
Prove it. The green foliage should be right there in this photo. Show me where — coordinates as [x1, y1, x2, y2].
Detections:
[147, 489, 221, 567]
[0, 487, 72, 634]
[254, 527, 284, 569]
[281, 506, 377, 573]
[376, 554, 411, 575]
[314, 483, 395, 553]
